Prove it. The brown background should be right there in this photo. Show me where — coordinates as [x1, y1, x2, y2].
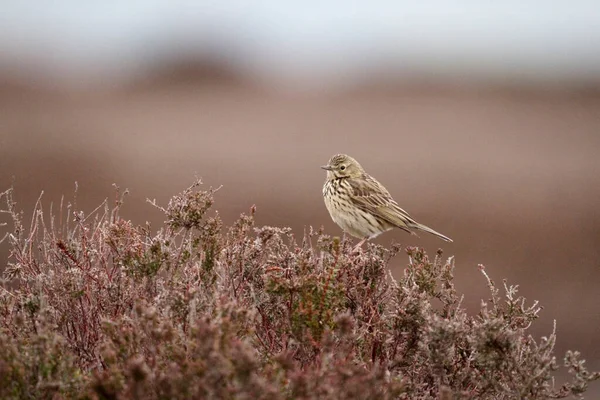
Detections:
[1, 69, 599, 393]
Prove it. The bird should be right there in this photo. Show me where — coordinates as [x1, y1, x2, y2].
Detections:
[321, 154, 452, 250]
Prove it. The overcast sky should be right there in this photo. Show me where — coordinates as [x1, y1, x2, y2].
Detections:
[1, 1, 600, 88]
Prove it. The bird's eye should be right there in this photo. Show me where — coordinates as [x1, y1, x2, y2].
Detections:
[340, 165, 346, 171]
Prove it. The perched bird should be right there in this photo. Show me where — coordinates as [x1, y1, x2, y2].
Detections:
[322, 154, 452, 249]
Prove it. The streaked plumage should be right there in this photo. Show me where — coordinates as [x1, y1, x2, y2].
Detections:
[322, 154, 452, 245]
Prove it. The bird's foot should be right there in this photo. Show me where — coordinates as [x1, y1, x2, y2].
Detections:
[352, 238, 368, 253]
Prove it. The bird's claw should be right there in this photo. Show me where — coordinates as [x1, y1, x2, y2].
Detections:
[352, 238, 368, 253]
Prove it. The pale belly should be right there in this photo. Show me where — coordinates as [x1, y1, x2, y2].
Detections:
[323, 190, 391, 239]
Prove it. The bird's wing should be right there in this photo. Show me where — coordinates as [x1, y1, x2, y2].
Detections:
[346, 175, 417, 231]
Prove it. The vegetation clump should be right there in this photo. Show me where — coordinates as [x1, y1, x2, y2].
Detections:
[0, 181, 597, 399]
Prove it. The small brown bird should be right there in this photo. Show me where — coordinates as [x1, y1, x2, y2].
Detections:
[322, 154, 452, 248]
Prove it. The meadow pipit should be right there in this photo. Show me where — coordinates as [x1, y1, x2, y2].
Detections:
[322, 154, 452, 249]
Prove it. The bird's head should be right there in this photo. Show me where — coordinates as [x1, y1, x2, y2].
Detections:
[321, 154, 364, 179]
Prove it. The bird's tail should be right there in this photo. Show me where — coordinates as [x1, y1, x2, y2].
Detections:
[412, 222, 453, 242]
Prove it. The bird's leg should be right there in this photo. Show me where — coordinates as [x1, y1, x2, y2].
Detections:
[352, 237, 368, 253]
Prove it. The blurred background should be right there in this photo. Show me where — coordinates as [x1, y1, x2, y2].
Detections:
[1, 2, 599, 393]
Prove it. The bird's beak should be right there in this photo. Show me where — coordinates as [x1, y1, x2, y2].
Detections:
[321, 165, 333, 171]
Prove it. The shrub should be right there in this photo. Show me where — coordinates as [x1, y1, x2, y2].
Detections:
[0, 182, 598, 399]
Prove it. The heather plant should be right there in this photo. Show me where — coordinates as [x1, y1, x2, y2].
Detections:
[0, 182, 598, 399]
